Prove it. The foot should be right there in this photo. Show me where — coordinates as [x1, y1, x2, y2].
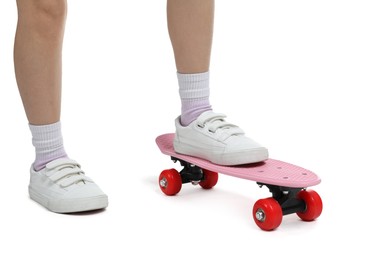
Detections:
[174, 111, 269, 165]
[29, 158, 108, 213]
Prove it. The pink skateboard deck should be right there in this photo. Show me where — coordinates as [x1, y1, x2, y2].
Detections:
[156, 133, 323, 231]
[156, 133, 320, 187]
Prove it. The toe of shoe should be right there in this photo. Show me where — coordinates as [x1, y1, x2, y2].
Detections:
[52, 184, 108, 213]
[225, 136, 266, 153]
[65, 183, 106, 199]
[222, 136, 269, 165]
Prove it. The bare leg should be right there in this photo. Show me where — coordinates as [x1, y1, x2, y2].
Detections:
[167, 0, 214, 74]
[14, 0, 68, 170]
[14, 0, 67, 125]
[167, 0, 214, 126]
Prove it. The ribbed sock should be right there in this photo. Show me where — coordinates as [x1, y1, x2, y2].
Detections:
[177, 71, 212, 126]
[29, 121, 68, 171]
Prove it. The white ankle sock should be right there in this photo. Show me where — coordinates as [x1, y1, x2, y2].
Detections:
[29, 121, 68, 171]
[177, 71, 212, 126]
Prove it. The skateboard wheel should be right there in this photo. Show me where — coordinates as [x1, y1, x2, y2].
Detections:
[252, 198, 283, 231]
[159, 169, 182, 196]
[296, 189, 323, 221]
[199, 169, 218, 189]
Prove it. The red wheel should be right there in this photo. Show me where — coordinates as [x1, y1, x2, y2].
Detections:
[296, 189, 323, 221]
[252, 198, 283, 231]
[159, 169, 182, 196]
[199, 169, 218, 189]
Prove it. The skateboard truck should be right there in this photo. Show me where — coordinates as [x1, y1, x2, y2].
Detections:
[171, 157, 204, 185]
[257, 183, 306, 216]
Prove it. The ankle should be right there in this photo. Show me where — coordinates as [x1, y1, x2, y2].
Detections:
[178, 71, 212, 126]
[29, 121, 68, 172]
[33, 155, 68, 171]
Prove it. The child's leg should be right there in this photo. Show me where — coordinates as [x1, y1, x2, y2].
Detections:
[14, 0, 65, 125]
[14, 0, 107, 212]
[167, 0, 213, 126]
[167, 0, 213, 74]
[14, 0, 68, 171]
[167, 0, 268, 165]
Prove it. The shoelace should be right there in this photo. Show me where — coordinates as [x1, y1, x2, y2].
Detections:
[46, 159, 92, 188]
[196, 112, 245, 140]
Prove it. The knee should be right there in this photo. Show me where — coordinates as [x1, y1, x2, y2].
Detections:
[33, 0, 67, 21]
[18, 0, 67, 33]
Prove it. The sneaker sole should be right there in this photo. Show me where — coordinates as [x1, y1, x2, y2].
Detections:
[29, 186, 108, 213]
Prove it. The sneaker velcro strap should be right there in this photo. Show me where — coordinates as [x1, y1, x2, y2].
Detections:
[196, 112, 227, 127]
[59, 175, 93, 188]
[199, 112, 245, 141]
[49, 167, 85, 182]
[46, 159, 81, 170]
[219, 128, 246, 141]
[208, 120, 242, 133]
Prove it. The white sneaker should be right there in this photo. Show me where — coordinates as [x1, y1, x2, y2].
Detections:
[174, 111, 269, 165]
[29, 158, 108, 213]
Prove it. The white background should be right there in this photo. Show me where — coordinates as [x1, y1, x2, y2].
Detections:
[1, 0, 389, 259]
